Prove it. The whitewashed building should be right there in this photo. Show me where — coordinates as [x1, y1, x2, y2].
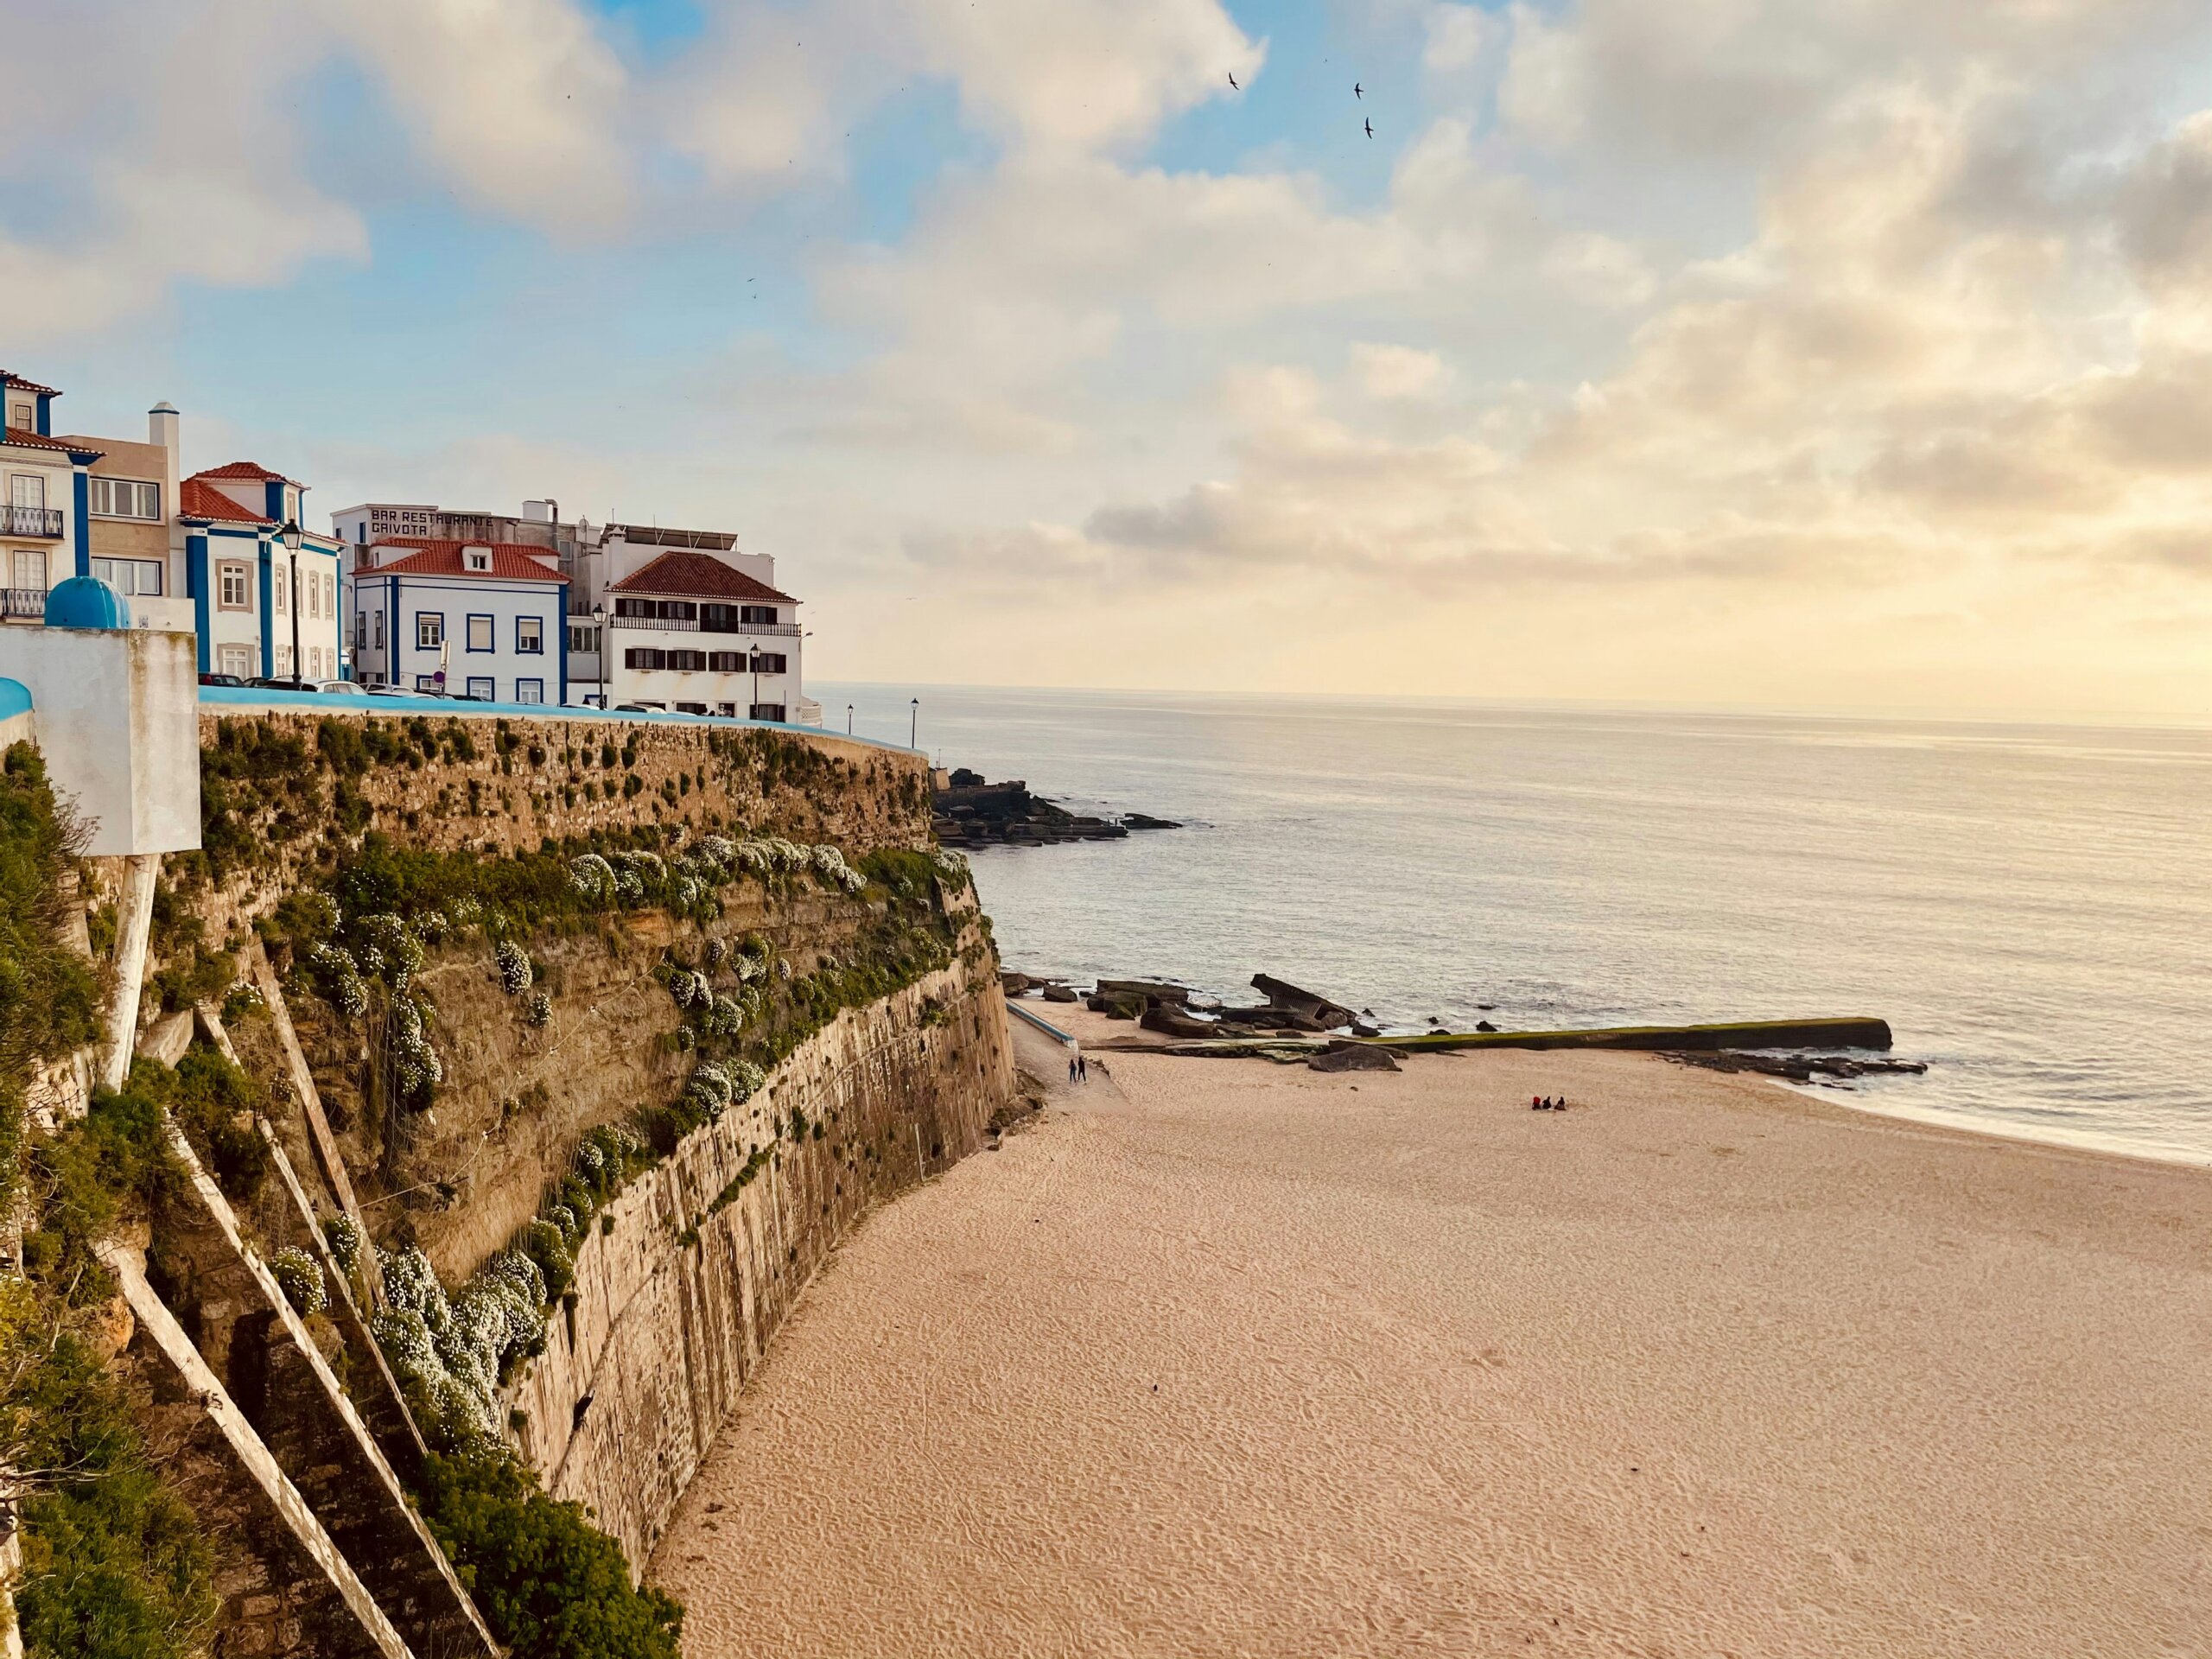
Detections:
[181, 463, 346, 682]
[347, 537, 568, 702]
[595, 550, 804, 719]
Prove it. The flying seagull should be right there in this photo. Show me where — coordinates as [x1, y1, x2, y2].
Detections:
[1228, 70, 1239, 90]
[1363, 117, 1374, 138]
[1354, 82, 1363, 99]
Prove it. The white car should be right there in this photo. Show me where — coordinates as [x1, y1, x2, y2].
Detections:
[310, 680, 372, 696]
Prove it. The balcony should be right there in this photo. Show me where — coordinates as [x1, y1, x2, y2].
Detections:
[607, 613, 800, 638]
[3, 505, 63, 538]
[3, 588, 47, 619]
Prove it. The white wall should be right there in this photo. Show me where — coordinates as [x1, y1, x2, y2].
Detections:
[0, 626, 200, 854]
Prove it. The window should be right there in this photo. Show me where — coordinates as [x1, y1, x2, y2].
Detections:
[11, 550, 47, 589]
[465, 548, 491, 572]
[6, 403, 30, 430]
[516, 615, 543, 654]
[708, 651, 741, 672]
[750, 652, 787, 674]
[273, 568, 287, 614]
[416, 674, 442, 691]
[354, 613, 366, 651]
[716, 702, 737, 717]
[276, 645, 294, 676]
[308, 646, 323, 679]
[10, 475, 44, 509]
[417, 613, 443, 649]
[675, 702, 708, 715]
[750, 703, 787, 723]
[90, 557, 162, 596]
[219, 645, 253, 677]
[670, 649, 707, 671]
[89, 478, 161, 519]
[625, 647, 665, 671]
[568, 622, 599, 653]
[324, 572, 335, 617]
[466, 677, 495, 700]
[515, 679, 544, 705]
[467, 614, 494, 652]
[306, 570, 321, 619]
[741, 605, 778, 626]
[373, 609, 385, 649]
[219, 563, 251, 609]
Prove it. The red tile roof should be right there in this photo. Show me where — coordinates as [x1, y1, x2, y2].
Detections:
[195, 460, 301, 486]
[364, 539, 568, 582]
[2, 373, 60, 397]
[0, 426, 102, 459]
[607, 549, 794, 603]
[180, 477, 276, 525]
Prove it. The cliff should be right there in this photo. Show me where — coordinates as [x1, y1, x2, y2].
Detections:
[2, 709, 1018, 1659]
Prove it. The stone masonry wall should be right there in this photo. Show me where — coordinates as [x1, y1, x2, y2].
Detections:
[511, 940, 1016, 1566]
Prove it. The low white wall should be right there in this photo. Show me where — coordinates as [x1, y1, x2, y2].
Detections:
[0, 627, 200, 854]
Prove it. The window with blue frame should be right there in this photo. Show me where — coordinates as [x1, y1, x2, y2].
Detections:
[466, 677, 494, 700]
[416, 613, 443, 649]
[517, 615, 543, 654]
[515, 678, 544, 704]
[467, 613, 494, 652]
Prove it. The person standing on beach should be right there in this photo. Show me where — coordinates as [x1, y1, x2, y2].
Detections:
[1078, 1053, 1089, 1084]
[1069, 1053, 1079, 1084]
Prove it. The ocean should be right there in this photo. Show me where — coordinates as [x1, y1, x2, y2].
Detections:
[820, 684, 2212, 1166]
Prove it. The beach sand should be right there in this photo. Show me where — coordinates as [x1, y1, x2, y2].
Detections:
[652, 1005, 2212, 1657]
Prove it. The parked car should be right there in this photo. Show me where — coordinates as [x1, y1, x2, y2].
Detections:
[198, 672, 245, 688]
[310, 679, 372, 696]
[247, 677, 313, 691]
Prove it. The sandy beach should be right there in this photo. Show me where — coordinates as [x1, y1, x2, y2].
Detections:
[652, 1005, 2212, 1657]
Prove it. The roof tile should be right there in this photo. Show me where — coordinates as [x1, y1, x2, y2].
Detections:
[363, 539, 568, 583]
[607, 549, 794, 604]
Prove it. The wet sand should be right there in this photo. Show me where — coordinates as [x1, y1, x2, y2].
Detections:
[653, 1007, 2212, 1656]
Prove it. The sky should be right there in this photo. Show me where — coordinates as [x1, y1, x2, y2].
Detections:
[6, 0, 2212, 718]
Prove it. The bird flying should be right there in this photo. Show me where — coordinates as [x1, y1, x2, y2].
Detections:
[1228, 70, 1239, 90]
[1363, 117, 1374, 138]
[1354, 82, 1363, 99]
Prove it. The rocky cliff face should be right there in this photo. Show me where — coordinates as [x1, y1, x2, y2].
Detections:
[22, 709, 1017, 1658]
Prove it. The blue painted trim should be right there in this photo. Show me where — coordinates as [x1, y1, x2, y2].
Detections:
[194, 684, 909, 747]
[70, 467, 90, 577]
[35, 393, 52, 437]
[557, 606, 569, 705]
[0, 678, 33, 721]
[264, 479, 285, 523]
[465, 677, 497, 701]
[465, 612, 495, 652]
[389, 576, 400, 684]
[514, 677, 545, 706]
[514, 613, 545, 655]
[257, 540, 274, 678]
[188, 533, 210, 673]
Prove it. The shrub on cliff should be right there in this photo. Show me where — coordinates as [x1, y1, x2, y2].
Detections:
[418, 1446, 683, 1659]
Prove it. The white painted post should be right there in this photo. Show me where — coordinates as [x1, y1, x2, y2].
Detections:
[100, 852, 161, 1091]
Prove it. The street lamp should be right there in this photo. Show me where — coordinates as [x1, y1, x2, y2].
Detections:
[846, 702, 855, 734]
[910, 696, 918, 751]
[279, 518, 303, 683]
[750, 649, 765, 720]
[592, 601, 606, 709]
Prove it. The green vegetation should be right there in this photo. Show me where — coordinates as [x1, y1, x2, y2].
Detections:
[419, 1447, 683, 1659]
[0, 744, 101, 1217]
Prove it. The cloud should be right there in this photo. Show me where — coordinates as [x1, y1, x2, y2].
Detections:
[323, 0, 632, 225]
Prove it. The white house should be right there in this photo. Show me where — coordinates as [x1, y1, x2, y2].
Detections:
[3, 372, 104, 625]
[595, 549, 804, 719]
[181, 463, 346, 682]
[348, 537, 568, 702]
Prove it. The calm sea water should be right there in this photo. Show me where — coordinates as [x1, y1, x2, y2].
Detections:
[822, 685, 2212, 1165]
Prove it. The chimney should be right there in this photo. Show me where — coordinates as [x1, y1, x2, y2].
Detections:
[149, 401, 179, 456]
[150, 401, 182, 568]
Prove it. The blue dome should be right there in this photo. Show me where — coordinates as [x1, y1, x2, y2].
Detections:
[42, 575, 131, 630]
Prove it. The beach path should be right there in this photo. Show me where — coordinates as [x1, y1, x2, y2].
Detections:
[652, 1013, 2212, 1657]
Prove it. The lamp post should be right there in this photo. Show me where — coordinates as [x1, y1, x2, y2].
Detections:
[846, 702, 854, 734]
[750, 649, 764, 720]
[592, 601, 606, 709]
[279, 518, 303, 683]
[910, 696, 918, 751]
